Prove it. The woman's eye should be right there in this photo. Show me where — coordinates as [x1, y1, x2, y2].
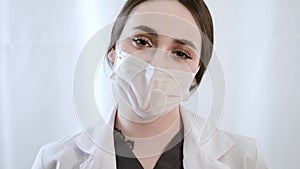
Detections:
[132, 36, 152, 48]
[173, 50, 192, 60]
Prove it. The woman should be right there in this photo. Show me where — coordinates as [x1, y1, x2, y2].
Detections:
[32, 0, 269, 168]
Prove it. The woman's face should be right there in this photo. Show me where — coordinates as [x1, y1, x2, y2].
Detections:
[110, 0, 202, 74]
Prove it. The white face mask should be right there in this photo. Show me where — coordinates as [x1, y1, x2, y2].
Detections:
[111, 50, 197, 120]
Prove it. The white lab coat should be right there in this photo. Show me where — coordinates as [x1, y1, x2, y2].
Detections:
[32, 107, 269, 169]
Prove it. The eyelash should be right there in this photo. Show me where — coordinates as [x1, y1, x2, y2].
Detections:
[131, 36, 192, 60]
[132, 36, 153, 48]
[172, 49, 192, 60]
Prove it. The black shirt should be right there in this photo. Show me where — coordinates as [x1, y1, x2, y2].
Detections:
[113, 128, 184, 169]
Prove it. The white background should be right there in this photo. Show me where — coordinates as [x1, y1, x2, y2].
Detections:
[1, 0, 299, 168]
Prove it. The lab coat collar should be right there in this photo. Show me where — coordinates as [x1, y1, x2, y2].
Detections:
[75, 106, 235, 169]
[76, 107, 117, 169]
[180, 106, 235, 169]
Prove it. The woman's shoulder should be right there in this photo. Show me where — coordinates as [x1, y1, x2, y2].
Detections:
[213, 129, 269, 169]
[32, 132, 87, 169]
[44, 132, 81, 152]
[220, 129, 257, 149]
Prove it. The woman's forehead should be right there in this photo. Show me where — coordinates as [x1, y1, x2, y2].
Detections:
[131, 0, 198, 27]
[119, 1, 202, 51]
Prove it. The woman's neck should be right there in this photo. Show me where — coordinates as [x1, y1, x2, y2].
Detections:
[115, 102, 182, 138]
[114, 102, 182, 158]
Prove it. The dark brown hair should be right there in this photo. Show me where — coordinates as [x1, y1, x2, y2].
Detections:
[107, 0, 214, 88]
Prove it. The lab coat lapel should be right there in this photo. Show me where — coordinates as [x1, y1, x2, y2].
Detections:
[181, 107, 235, 169]
[77, 108, 118, 169]
[183, 137, 231, 169]
[77, 107, 236, 169]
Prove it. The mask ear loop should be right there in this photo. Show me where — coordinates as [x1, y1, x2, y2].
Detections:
[109, 49, 127, 79]
[188, 66, 201, 96]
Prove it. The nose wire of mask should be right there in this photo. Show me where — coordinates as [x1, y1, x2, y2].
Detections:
[110, 49, 196, 119]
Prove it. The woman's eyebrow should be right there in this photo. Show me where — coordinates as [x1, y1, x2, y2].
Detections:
[133, 25, 158, 37]
[133, 25, 197, 50]
[174, 39, 197, 50]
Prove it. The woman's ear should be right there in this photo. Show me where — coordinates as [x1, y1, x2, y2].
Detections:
[107, 47, 116, 63]
[192, 78, 197, 86]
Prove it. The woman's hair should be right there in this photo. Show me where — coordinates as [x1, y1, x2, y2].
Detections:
[107, 0, 214, 88]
